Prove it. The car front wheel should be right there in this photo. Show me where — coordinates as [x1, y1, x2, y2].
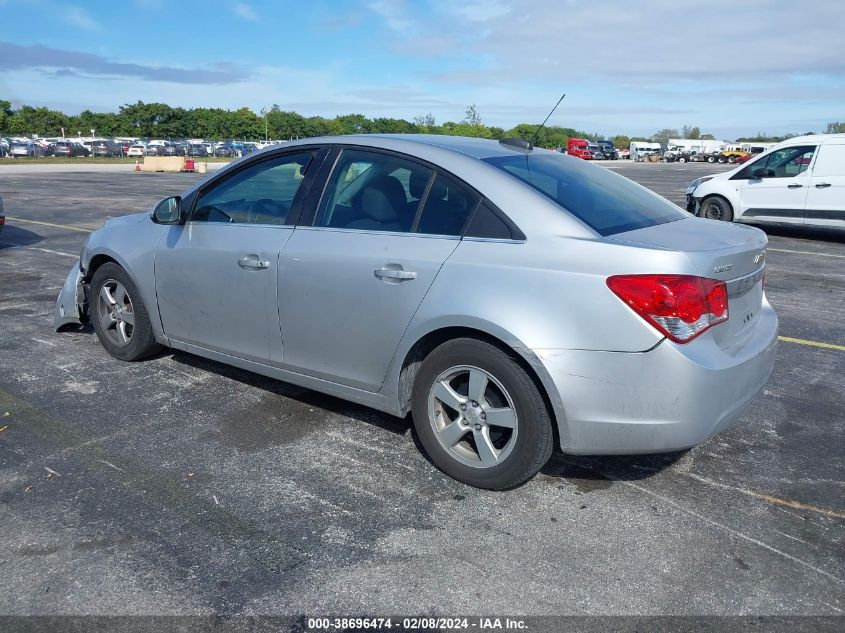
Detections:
[412, 338, 554, 490]
[91, 263, 162, 361]
[699, 195, 734, 222]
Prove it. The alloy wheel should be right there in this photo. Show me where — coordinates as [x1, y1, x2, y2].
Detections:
[427, 365, 519, 469]
[96, 279, 135, 347]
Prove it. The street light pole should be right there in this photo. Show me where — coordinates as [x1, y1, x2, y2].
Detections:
[260, 107, 269, 143]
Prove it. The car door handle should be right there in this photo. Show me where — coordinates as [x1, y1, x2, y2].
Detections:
[238, 255, 270, 270]
[815, 182, 832, 188]
[787, 183, 803, 189]
[374, 268, 416, 281]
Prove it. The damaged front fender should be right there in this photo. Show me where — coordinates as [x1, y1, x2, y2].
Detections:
[54, 260, 89, 330]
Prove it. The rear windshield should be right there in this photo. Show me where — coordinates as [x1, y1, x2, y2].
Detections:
[483, 153, 685, 236]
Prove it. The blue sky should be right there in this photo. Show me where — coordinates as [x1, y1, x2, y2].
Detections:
[1, 0, 843, 139]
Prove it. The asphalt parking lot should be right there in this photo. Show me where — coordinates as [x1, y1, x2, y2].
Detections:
[0, 162, 843, 617]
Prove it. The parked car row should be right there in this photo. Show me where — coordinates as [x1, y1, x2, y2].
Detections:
[1, 136, 267, 159]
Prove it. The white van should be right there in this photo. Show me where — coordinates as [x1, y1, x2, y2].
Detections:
[686, 134, 845, 229]
[629, 141, 661, 161]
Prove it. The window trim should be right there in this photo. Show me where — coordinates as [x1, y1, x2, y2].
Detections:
[186, 145, 328, 226]
[301, 143, 524, 241]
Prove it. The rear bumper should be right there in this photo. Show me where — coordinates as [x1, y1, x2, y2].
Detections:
[537, 300, 778, 454]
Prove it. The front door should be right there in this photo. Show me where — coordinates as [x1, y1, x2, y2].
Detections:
[736, 145, 816, 224]
[278, 148, 481, 391]
[155, 149, 318, 363]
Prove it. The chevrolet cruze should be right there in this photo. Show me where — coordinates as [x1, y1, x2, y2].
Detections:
[55, 135, 778, 489]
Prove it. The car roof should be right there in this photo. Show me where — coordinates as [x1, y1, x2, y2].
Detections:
[774, 133, 845, 148]
[269, 134, 540, 161]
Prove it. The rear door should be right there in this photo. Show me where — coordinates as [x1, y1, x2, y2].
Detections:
[277, 147, 481, 391]
[804, 142, 845, 228]
[734, 145, 815, 223]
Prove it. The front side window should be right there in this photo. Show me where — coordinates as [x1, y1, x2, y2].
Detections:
[192, 150, 314, 225]
[484, 153, 686, 236]
[317, 149, 433, 233]
[738, 145, 816, 179]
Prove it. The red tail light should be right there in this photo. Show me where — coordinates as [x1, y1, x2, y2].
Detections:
[607, 274, 728, 343]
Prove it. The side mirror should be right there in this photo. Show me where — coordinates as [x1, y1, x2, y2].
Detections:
[152, 196, 182, 224]
[752, 167, 772, 179]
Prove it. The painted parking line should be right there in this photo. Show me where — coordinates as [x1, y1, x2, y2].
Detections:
[768, 248, 845, 259]
[6, 217, 95, 233]
[0, 242, 77, 258]
[778, 336, 845, 351]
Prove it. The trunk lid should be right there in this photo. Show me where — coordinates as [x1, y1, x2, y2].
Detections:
[608, 217, 768, 350]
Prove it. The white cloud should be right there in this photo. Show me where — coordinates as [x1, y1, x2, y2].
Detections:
[446, 0, 510, 22]
[62, 6, 99, 31]
[233, 2, 258, 21]
[368, 0, 413, 32]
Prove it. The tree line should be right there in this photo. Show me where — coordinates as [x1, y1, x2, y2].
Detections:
[0, 100, 840, 148]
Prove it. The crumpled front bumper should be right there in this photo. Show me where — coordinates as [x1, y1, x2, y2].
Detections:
[54, 259, 88, 330]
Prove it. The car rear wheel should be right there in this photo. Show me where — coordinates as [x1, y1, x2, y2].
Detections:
[91, 263, 162, 361]
[699, 195, 734, 222]
[412, 338, 554, 490]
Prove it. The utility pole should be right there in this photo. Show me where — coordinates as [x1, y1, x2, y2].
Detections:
[261, 107, 268, 142]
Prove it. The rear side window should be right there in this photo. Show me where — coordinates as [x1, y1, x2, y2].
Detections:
[465, 202, 519, 240]
[414, 172, 480, 236]
[484, 153, 685, 236]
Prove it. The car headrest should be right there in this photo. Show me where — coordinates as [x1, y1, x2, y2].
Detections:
[361, 175, 407, 222]
[409, 170, 431, 199]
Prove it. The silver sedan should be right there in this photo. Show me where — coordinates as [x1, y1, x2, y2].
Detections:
[55, 135, 778, 489]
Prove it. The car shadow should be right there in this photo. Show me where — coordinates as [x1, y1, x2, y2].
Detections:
[170, 348, 685, 487]
[169, 351, 411, 437]
[67, 336, 683, 488]
[0, 224, 44, 249]
[758, 224, 845, 244]
[541, 450, 686, 487]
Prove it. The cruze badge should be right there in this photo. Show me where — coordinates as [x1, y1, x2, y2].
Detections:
[713, 264, 733, 273]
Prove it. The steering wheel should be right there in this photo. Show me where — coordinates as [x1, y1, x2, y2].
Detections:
[248, 198, 287, 224]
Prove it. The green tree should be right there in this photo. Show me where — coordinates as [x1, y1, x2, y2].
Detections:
[611, 135, 631, 149]
[651, 128, 679, 148]
[0, 99, 13, 134]
[682, 125, 701, 139]
[7, 105, 69, 136]
[824, 121, 845, 134]
[463, 104, 482, 127]
[414, 113, 436, 130]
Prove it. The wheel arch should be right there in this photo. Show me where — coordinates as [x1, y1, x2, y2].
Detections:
[83, 248, 168, 344]
[393, 323, 565, 449]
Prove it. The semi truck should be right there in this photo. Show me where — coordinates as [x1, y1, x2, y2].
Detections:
[567, 138, 592, 159]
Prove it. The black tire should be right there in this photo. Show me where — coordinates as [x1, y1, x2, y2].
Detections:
[411, 338, 554, 490]
[717, 155, 727, 164]
[699, 195, 734, 222]
[707, 155, 716, 163]
[90, 262, 162, 361]
[678, 156, 686, 163]
[727, 155, 737, 164]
